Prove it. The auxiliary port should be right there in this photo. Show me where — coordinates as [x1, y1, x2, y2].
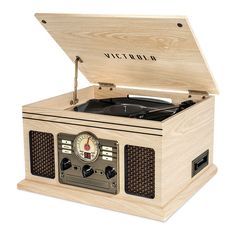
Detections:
[192, 150, 209, 177]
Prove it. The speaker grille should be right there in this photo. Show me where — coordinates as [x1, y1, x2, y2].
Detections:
[125, 145, 155, 199]
[29, 131, 55, 179]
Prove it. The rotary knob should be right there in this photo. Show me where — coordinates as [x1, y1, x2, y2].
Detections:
[105, 166, 117, 179]
[82, 165, 94, 178]
[60, 158, 72, 171]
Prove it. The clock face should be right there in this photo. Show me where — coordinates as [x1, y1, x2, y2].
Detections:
[74, 132, 100, 162]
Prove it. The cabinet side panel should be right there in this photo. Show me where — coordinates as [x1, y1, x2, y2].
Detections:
[161, 97, 215, 205]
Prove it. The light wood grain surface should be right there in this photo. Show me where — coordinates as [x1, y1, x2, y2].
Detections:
[161, 96, 215, 205]
[34, 14, 218, 94]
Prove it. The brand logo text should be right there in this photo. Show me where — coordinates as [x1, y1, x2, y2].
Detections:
[104, 53, 157, 61]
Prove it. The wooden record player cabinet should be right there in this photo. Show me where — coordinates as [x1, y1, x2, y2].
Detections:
[18, 14, 218, 221]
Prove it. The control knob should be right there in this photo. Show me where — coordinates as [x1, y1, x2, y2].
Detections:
[60, 158, 72, 171]
[105, 166, 117, 179]
[82, 165, 94, 178]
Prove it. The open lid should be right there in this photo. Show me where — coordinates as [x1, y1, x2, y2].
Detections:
[35, 13, 218, 94]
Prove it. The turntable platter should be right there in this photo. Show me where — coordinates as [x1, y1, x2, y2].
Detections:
[103, 104, 148, 117]
[74, 97, 195, 121]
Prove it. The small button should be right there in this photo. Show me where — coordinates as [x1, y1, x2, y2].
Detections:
[102, 146, 113, 151]
[62, 144, 71, 150]
[62, 140, 72, 145]
[62, 149, 72, 154]
[102, 151, 112, 156]
[102, 156, 113, 161]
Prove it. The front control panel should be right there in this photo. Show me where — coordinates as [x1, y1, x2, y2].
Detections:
[58, 132, 118, 194]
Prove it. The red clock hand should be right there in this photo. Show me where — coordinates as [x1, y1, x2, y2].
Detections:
[84, 137, 91, 151]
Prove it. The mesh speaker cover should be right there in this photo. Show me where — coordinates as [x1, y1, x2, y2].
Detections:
[125, 145, 155, 199]
[29, 131, 55, 179]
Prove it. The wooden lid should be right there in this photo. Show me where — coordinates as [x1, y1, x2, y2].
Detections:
[35, 13, 218, 94]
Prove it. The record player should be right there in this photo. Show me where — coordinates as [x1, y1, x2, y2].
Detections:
[17, 14, 218, 221]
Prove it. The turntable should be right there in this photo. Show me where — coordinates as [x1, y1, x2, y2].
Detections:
[74, 96, 196, 120]
[18, 14, 218, 221]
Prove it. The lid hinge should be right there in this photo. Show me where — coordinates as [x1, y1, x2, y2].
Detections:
[98, 82, 116, 91]
[70, 56, 83, 105]
[188, 90, 209, 99]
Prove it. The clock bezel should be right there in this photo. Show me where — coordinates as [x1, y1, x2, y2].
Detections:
[73, 131, 100, 163]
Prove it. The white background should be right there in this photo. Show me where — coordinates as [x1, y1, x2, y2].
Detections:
[0, 0, 235, 235]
